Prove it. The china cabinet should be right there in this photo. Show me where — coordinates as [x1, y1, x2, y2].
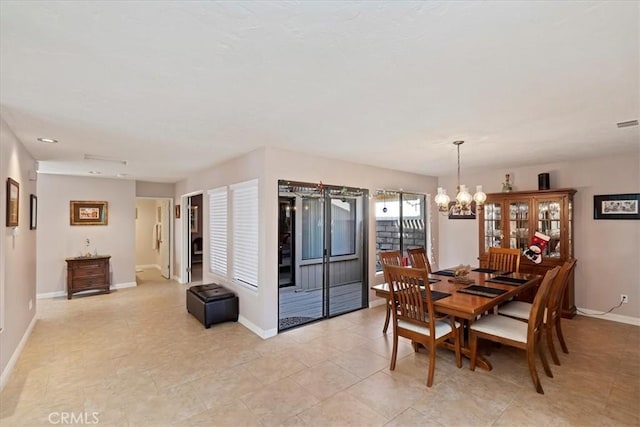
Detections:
[478, 189, 577, 318]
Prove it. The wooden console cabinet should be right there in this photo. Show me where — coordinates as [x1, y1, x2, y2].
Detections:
[65, 255, 111, 299]
[478, 189, 577, 318]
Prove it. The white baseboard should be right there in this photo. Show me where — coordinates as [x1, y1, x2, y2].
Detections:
[36, 281, 137, 299]
[135, 264, 160, 271]
[577, 307, 640, 326]
[369, 297, 387, 308]
[238, 315, 277, 339]
[0, 314, 37, 392]
[112, 281, 137, 290]
[36, 290, 66, 299]
[172, 275, 183, 284]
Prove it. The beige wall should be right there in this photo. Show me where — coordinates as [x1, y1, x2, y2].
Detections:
[438, 151, 640, 320]
[0, 117, 37, 385]
[135, 199, 160, 267]
[176, 146, 438, 337]
[36, 175, 137, 295]
[136, 181, 175, 198]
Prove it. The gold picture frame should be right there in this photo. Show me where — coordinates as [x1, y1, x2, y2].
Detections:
[6, 177, 19, 227]
[70, 201, 108, 225]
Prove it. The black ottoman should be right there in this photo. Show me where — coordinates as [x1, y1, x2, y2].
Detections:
[186, 283, 238, 328]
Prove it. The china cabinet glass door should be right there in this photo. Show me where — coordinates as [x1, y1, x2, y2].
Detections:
[537, 198, 562, 258]
[508, 200, 529, 251]
[483, 202, 502, 252]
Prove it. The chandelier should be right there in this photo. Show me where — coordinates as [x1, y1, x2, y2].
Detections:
[434, 140, 486, 215]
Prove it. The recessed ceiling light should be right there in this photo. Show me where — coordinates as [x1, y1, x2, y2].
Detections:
[37, 137, 58, 143]
[88, 171, 101, 175]
[617, 120, 639, 128]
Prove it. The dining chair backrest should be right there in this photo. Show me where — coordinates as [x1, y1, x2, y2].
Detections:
[487, 247, 521, 273]
[384, 265, 435, 336]
[527, 266, 560, 344]
[547, 259, 577, 321]
[407, 247, 432, 274]
[380, 250, 403, 283]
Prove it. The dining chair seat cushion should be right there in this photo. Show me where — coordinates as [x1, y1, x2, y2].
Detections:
[470, 315, 527, 343]
[498, 301, 532, 320]
[397, 319, 461, 339]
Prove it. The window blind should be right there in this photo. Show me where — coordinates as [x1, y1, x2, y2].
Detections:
[208, 187, 228, 276]
[231, 179, 259, 288]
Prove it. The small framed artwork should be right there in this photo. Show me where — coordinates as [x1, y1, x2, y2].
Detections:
[175, 204, 181, 219]
[593, 193, 640, 220]
[70, 201, 108, 225]
[448, 201, 476, 219]
[30, 194, 37, 230]
[6, 177, 19, 227]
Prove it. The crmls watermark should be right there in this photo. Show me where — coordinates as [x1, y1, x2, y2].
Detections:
[48, 412, 100, 425]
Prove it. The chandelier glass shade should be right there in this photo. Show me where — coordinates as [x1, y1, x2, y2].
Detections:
[435, 141, 486, 214]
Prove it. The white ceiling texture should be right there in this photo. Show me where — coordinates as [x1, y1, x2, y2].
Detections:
[1, 1, 638, 183]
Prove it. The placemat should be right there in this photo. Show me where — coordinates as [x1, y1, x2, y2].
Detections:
[457, 285, 507, 298]
[486, 276, 529, 286]
[432, 270, 455, 277]
[472, 268, 500, 273]
[418, 278, 441, 287]
[421, 290, 451, 301]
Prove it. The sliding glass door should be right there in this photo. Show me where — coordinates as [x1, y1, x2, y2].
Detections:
[278, 180, 368, 331]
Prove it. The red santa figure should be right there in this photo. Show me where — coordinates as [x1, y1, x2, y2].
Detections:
[523, 231, 550, 264]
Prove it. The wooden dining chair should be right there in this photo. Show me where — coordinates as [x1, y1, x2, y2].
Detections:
[407, 247, 432, 274]
[385, 264, 462, 387]
[486, 247, 521, 273]
[379, 250, 403, 333]
[469, 266, 560, 394]
[498, 259, 577, 365]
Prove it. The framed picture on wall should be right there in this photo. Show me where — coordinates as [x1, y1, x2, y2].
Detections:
[593, 193, 640, 220]
[448, 201, 476, 219]
[70, 201, 108, 225]
[6, 177, 19, 227]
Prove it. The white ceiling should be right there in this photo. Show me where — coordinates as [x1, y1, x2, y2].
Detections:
[1, 1, 638, 183]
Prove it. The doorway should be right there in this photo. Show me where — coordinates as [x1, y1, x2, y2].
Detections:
[135, 198, 172, 280]
[277, 180, 368, 331]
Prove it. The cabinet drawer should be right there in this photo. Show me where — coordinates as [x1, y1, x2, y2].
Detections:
[72, 266, 105, 278]
[71, 276, 106, 289]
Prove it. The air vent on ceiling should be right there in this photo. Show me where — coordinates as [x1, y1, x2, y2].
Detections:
[616, 120, 639, 128]
[84, 154, 128, 165]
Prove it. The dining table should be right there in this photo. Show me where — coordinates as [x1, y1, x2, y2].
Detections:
[371, 266, 542, 371]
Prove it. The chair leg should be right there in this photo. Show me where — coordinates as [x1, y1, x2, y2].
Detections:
[382, 302, 391, 334]
[427, 344, 436, 387]
[538, 339, 553, 378]
[527, 347, 544, 394]
[390, 331, 398, 370]
[546, 324, 561, 365]
[454, 326, 462, 368]
[555, 319, 569, 354]
[469, 333, 478, 371]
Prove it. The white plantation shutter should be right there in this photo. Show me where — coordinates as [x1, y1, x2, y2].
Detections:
[231, 179, 259, 288]
[208, 187, 228, 276]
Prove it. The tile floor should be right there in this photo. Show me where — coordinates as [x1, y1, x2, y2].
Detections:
[1, 269, 638, 426]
